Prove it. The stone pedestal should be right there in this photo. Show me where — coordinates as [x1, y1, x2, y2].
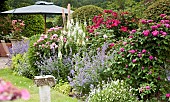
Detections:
[34, 75, 55, 102]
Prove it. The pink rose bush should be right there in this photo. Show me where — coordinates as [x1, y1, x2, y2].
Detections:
[109, 14, 170, 101]
[0, 78, 30, 101]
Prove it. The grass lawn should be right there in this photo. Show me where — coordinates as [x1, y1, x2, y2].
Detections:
[0, 68, 79, 102]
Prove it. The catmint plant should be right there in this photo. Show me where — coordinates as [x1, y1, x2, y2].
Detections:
[68, 43, 114, 96]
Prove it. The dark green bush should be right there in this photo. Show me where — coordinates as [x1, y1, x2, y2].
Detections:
[71, 5, 103, 24]
[27, 34, 41, 76]
[54, 15, 64, 27]
[144, 0, 170, 20]
[13, 14, 45, 37]
[46, 21, 53, 28]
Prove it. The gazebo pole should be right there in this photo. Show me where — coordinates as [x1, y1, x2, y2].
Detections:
[44, 14, 46, 33]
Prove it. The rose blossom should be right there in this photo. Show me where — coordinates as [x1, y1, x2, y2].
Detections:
[149, 55, 154, 60]
[128, 50, 136, 54]
[142, 30, 150, 36]
[132, 59, 137, 63]
[160, 14, 166, 18]
[152, 30, 159, 36]
[138, 53, 142, 58]
[142, 66, 145, 70]
[151, 25, 158, 30]
[120, 48, 125, 52]
[166, 93, 170, 98]
[142, 49, 146, 53]
[146, 86, 150, 90]
[109, 43, 114, 48]
[161, 32, 167, 36]
[141, 19, 147, 24]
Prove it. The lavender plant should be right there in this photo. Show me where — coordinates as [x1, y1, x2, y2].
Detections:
[35, 49, 72, 82]
[9, 39, 29, 55]
[68, 43, 114, 96]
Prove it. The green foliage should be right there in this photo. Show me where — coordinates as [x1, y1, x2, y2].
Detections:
[71, 5, 103, 24]
[46, 21, 54, 28]
[87, 80, 138, 102]
[27, 34, 41, 75]
[144, 0, 170, 21]
[13, 14, 44, 37]
[54, 80, 71, 95]
[11, 53, 33, 78]
[54, 15, 64, 27]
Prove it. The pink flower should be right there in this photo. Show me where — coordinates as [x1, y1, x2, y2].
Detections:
[160, 14, 166, 18]
[128, 50, 136, 54]
[143, 30, 150, 36]
[142, 66, 145, 70]
[141, 19, 147, 24]
[149, 55, 154, 60]
[132, 59, 137, 63]
[63, 37, 67, 43]
[127, 75, 130, 78]
[138, 53, 142, 58]
[120, 48, 125, 52]
[129, 35, 133, 38]
[164, 24, 170, 28]
[126, 64, 128, 68]
[157, 24, 161, 28]
[21, 89, 30, 100]
[146, 86, 150, 90]
[123, 42, 127, 45]
[130, 29, 136, 34]
[166, 93, 170, 98]
[161, 32, 167, 36]
[152, 30, 159, 36]
[33, 43, 37, 46]
[142, 49, 146, 53]
[120, 26, 128, 32]
[151, 25, 158, 30]
[109, 43, 114, 48]
[148, 71, 152, 74]
[147, 20, 153, 23]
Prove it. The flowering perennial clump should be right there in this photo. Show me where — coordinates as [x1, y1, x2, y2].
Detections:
[0, 78, 30, 101]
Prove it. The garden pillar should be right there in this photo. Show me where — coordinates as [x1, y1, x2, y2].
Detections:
[34, 75, 56, 102]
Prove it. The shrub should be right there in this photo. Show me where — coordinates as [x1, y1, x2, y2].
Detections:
[110, 14, 170, 100]
[71, 5, 103, 24]
[144, 0, 170, 21]
[54, 80, 71, 95]
[13, 14, 44, 37]
[87, 80, 138, 102]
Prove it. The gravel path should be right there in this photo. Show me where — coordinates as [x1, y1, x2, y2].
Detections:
[0, 57, 10, 69]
